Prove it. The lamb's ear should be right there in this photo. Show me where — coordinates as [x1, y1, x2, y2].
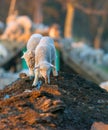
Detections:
[50, 64, 56, 69]
[21, 53, 25, 59]
[21, 52, 26, 59]
[34, 65, 40, 70]
[21, 55, 24, 59]
[28, 51, 32, 55]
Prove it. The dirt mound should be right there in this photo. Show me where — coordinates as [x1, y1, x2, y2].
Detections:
[0, 68, 108, 130]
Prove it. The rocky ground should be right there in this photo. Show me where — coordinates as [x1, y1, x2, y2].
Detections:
[0, 61, 108, 130]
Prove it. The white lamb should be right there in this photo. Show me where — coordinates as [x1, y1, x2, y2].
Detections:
[21, 34, 42, 76]
[32, 36, 58, 86]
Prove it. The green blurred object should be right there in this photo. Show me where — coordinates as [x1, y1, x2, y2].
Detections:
[21, 47, 28, 69]
[55, 48, 60, 71]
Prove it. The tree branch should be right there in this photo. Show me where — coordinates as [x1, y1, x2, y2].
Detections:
[74, 3, 108, 16]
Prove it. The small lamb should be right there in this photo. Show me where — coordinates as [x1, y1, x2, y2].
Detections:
[32, 36, 58, 86]
[21, 34, 42, 76]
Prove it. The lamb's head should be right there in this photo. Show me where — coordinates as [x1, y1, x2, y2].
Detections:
[21, 51, 35, 76]
[35, 61, 55, 84]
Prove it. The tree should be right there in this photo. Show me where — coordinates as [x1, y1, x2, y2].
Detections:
[64, 0, 74, 38]
[32, 0, 46, 24]
[58, 0, 108, 48]
[8, 0, 16, 16]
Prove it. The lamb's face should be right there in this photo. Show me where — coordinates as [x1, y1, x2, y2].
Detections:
[22, 51, 35, 76]
[39, 64, 51, 83]
[26, 54, 35, 69]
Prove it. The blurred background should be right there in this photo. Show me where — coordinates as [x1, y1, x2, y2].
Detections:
[0, 0, 108, 89]
[0, 0, 107, 46]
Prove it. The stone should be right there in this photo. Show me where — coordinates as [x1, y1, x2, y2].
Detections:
[91, 122, 108, 130]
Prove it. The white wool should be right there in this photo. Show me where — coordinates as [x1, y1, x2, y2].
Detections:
[32, 36, 58, 86]
[35, 36, 56, 65]
[22, 34, 43, 76]
[27, 34, 42, 51]
[39, 36, 54, 45]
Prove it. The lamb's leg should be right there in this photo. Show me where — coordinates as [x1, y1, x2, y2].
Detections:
[52, 60, 58, 76]
[29, 68, 34, 77]
[45, 77, 48, 84]
[47, 74, 50, 84]
[32, 69, 39, 86]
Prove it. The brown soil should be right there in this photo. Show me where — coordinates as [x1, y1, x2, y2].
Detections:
[0, 62, 108, 130]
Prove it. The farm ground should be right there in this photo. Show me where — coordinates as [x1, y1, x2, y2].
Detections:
[0, 60, 108, 130]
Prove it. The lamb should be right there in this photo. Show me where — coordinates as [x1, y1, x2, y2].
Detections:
[32, 36, 58, 86]
[21, 34, 42, 76]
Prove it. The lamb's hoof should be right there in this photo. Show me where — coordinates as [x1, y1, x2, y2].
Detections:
[36, 81, 42, 90]
[32, 83, 37, 86]
[53, 71, 58, 76]
[32, 81, 42, 90]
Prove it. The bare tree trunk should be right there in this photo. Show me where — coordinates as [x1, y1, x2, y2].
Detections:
[64, 2, 74, 38]
[8, 0, 16, 16]
[33, 0, 43, 24]
[94, 16, 106, 49]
